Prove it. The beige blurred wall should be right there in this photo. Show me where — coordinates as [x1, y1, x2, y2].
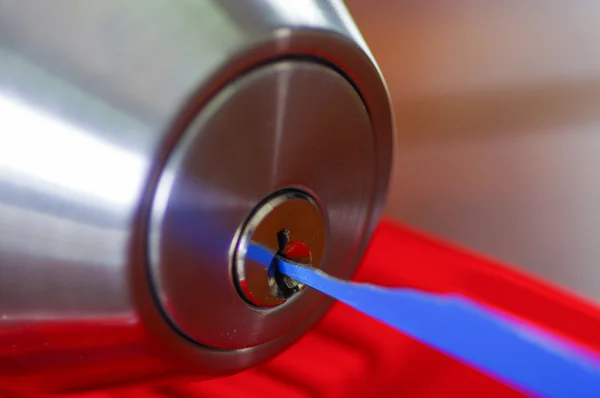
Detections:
[346, 1, 600, 303]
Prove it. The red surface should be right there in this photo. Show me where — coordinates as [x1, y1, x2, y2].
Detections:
[74, 219, 600, 396]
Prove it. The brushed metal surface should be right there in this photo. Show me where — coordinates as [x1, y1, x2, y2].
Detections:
[0, 0, 394, 393]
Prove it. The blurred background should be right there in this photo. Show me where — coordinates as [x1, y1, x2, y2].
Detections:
[345, 1, 600, 303]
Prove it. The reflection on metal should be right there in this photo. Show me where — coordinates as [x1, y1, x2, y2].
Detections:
[0, 95, 146, 206]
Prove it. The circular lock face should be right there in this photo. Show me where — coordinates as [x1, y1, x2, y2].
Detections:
[149, 60, 376, 349]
